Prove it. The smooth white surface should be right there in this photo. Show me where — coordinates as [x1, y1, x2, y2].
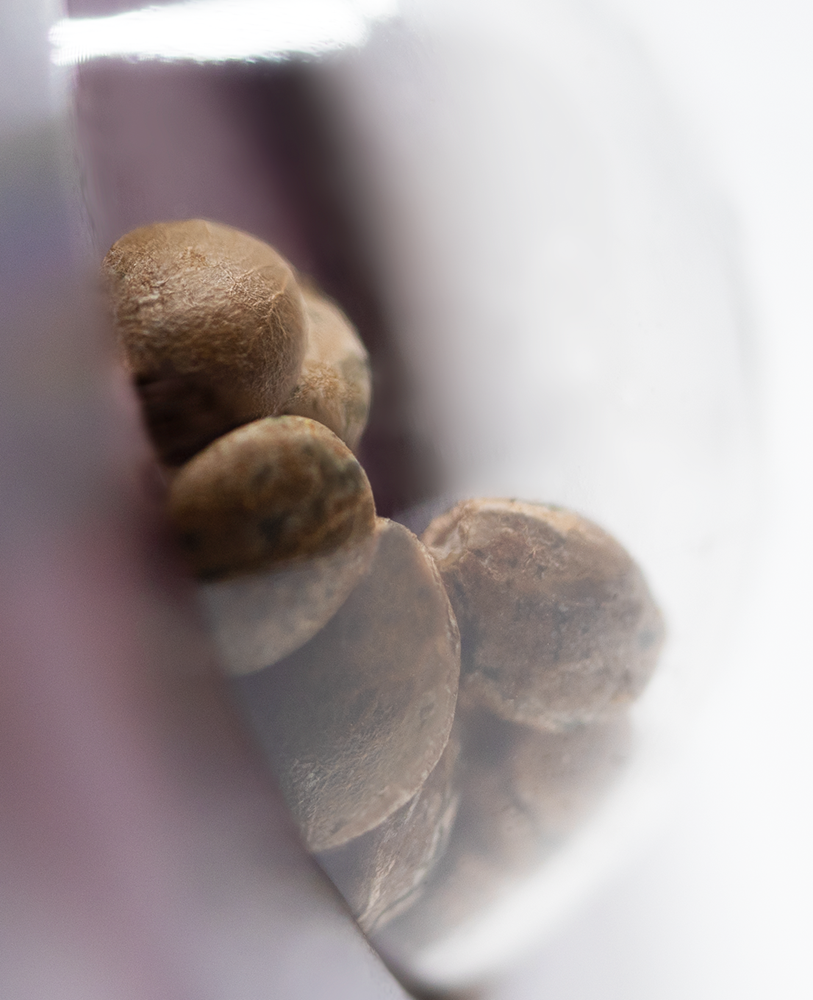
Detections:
[488, 1, 813, 996]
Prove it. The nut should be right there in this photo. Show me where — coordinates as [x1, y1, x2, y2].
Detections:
[422, 499, 664, 730]
[104, 219, 306, 465]
[281, 281, 372, 451]
[231, 517, 460, 852]
[168, 415, 376, 581]
[317, 728, 461, 933]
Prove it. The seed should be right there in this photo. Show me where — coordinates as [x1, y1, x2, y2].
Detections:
[168, 415, 376, 582]
[375, 709, 632, 960]
[198, 537, 377, 676]
[104, 219, 307, 465]
[281, 281, 371, 452]
[230, 518, 460, 852]
[316, 728, 461, 933]
[455, 707, 633, 867]
[422, 499, 664, 730]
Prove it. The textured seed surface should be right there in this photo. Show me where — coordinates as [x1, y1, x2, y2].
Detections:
[317, 728, 461, 933]
[376, 710, 631, 959]
[281, 282, 371, 451]
[231, 518, 461, 852]
[455, 708, 633, 865]
[423, 499, 665, 730]
[104, 219, 307, 465]
[198, 534, 377, 676]
[168, 416, 376, 581]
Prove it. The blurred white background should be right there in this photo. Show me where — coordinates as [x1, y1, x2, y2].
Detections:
[492, 1, 813, 997]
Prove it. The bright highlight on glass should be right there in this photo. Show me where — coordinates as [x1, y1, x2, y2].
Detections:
[49, 0, 398, 66]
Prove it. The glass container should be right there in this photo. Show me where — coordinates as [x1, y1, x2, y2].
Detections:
[51, 0, 756, 993]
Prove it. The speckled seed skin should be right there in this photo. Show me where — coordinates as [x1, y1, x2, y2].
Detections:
[423, 499, 664, 730]
[281, 282, 371, 452]
[376, 710, 632, 960]
[104, 219, 307, 465]
[231, 518, 461, 852]
[198, 535, 377, 676]
[317, 729, 461, 933]
[168, 416, 376, 581]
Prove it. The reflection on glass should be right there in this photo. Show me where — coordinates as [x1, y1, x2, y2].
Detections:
[51, 0, 398, 65]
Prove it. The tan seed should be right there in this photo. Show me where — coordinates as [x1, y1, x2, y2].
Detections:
[104, 219, 307, 465]
[376, 709, 632, 960]
[231, 518, 461, 852]
[281, 281, 371, 452]
[454, 708, 633, 869]
[168, 416, 376, 581]
[316, 728, 461, 933]
[423, 499, 665, 730]
[198, 535, 377, 676]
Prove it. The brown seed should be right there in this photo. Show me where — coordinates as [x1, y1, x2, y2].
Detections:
[281, 281, 372, 452]
[231, 518, 461, 852]
[316, 728, 461, 934]
[422, 499, 665, 730]
[168, 416, 376, 581]
[376, 709, 632, 960]
[104, 219, 307, 465]
[455, 708, 633, 868]
[198, 535, 377, 676]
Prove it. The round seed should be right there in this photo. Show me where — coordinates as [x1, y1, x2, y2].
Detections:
[198, 535, 377, 676]
[422, 499, 664, 730]
[455, 708, 633, 868]
[231, 518, 461, 852]
[104, 219, 307, 465]
[316, 728, 461, 933]
[376, 710, 632, 959]
[281, 282, 372, 452]
[168, 415, 376, 582]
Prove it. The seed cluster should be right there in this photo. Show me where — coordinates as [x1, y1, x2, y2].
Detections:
[105, 220, 665, 946]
